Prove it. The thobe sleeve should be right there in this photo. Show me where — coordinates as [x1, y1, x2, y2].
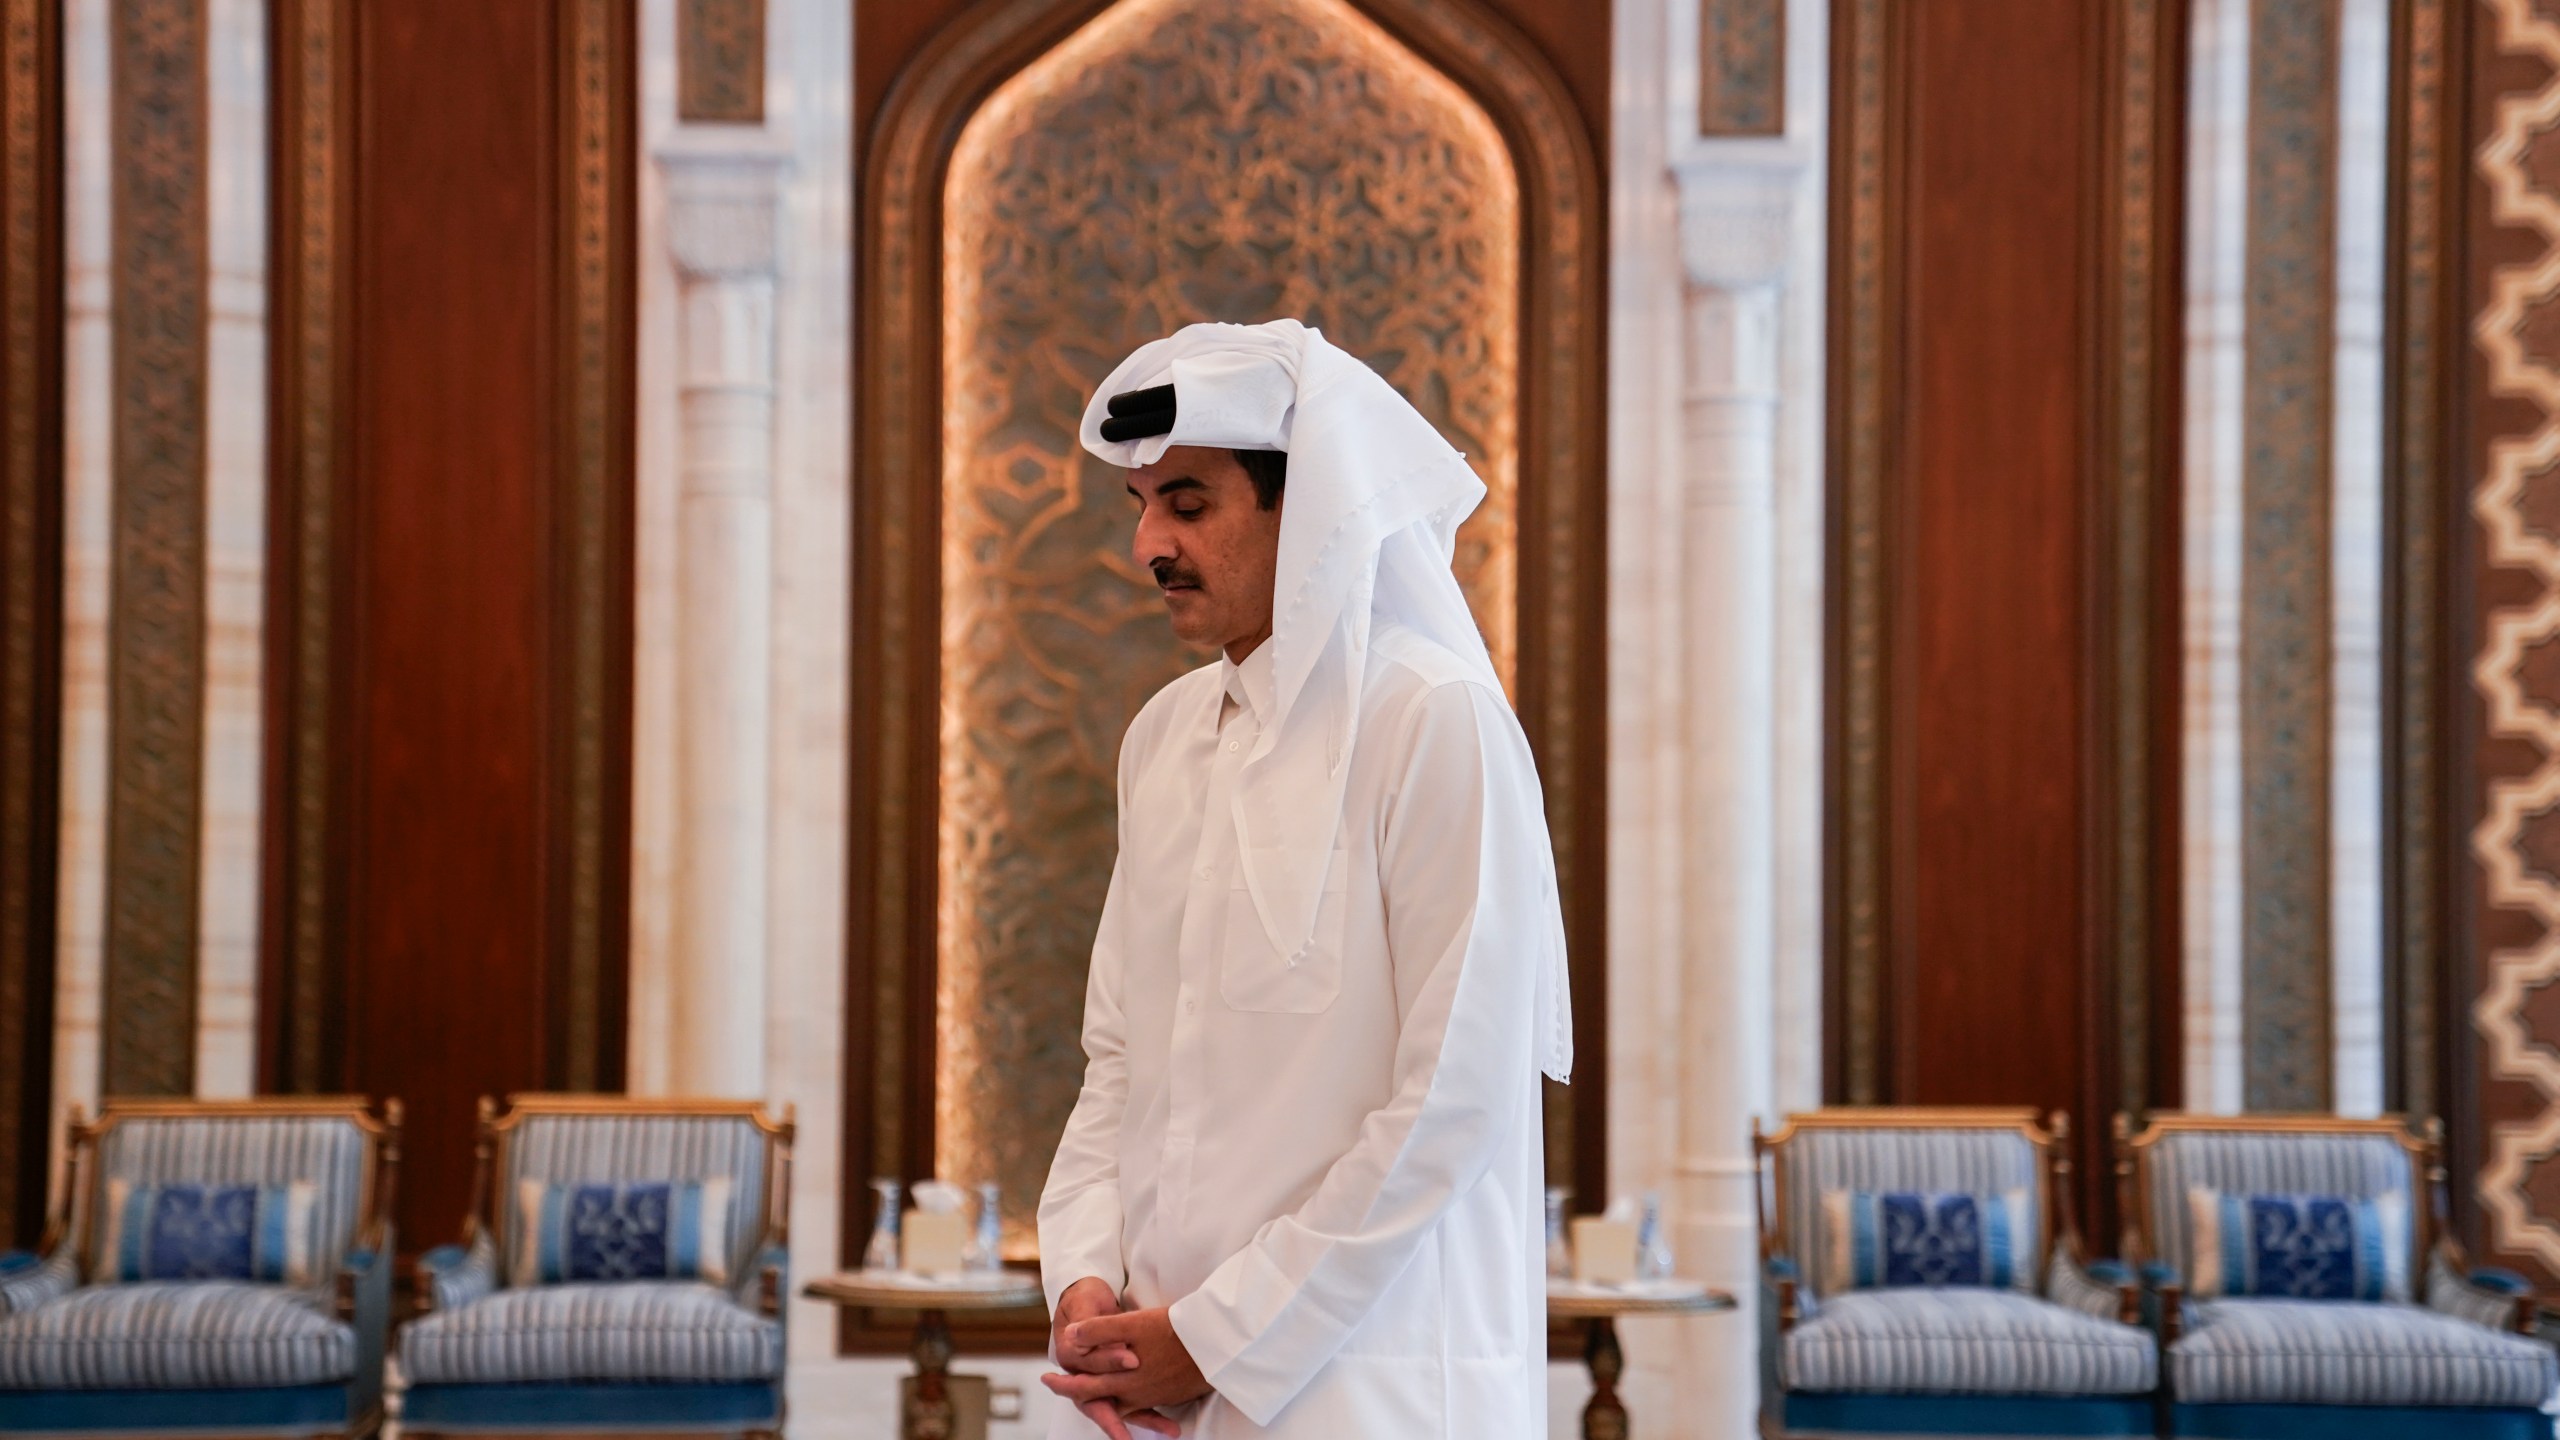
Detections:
[1037, 837, 1135, 1318]
[1167, 679, 1544, 1425]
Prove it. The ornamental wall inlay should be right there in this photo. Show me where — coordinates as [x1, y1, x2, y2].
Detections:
[2473, 0, 2560, 1280]
[939, 0, 1520, 1251]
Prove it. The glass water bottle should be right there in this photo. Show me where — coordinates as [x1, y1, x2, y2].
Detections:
[862, 1178, 903, 1273]
[967, 1183, 1003, 1272]
[1544, 1186, 1573, 1279]
[1635, 1190, 1674, 1281]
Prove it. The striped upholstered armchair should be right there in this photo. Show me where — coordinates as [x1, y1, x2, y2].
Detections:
[1755, 1107, 2157, 1438]
[398, 1095, 793, 1439]
[2119, 1113, 2557, 1440]
[0, 1097, 401, 1438]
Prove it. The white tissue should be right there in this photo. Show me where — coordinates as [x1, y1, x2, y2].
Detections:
[1601, 1195, 1639, 1224]
[911, 1179, 968, 1215]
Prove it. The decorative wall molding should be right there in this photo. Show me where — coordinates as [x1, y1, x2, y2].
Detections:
[2236, 0, 2338, 1111]
[2385, 0, 2449, 1126]
[677, 0, 763, 123]
[559, 0, 630, 1094]
[101, 0, 205, 1098]
[261, 0, 343, 1094]
[0, 0, 61, 1243]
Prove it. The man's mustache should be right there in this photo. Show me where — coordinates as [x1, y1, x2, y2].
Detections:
[1151, 559, 1203, 590]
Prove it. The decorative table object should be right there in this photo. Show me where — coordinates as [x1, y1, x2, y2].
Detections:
[804, 1268, 1044, 1440]
[1547, 1278, 1737, 1440]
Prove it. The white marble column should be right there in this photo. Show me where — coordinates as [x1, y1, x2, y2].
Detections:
[198, 0, 268, 1100]
[2181, 0, 2249, 1115]
[1606, 2, 1828, 1437]
[52, 0, 110, 1154]
[652, 137, 787, 1100]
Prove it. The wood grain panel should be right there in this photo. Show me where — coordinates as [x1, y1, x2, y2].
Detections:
[0, 0, 62, 1247]
[1826, 0, 2185, 1230]
[1893, 0, 2096, 1114]
[264, 0, 634, 1256]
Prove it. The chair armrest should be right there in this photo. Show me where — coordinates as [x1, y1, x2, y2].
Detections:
[1764, 1254, 1811, 1331]
[0, 1244, 78, 1316]
[2048, 1250, 2141, 1326]
[339, 1232, 395, 1419]
[736, 1242, 788, 1321]
[2427, 1245, 2537, 1334]
[415, 1230, 498, 1316]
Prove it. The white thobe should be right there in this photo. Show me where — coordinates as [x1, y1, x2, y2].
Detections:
[1039, 622, 1550, 1438]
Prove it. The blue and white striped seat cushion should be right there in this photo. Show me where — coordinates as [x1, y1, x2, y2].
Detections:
[1783, 1289, 2156, 1396]
[2170, 1298, 2559, 1407]
[399, 1281, 781, 1385]
[0, 1282, 354, 1389]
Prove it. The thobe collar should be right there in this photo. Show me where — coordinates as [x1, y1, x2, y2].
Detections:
[1219, 639, 1276, 728]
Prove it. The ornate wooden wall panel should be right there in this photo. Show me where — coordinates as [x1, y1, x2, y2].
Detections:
[2237, 0, 2340, 1113]
[101, 0, 206, 1099]
[938, 0, 1522, 1257]
[851, 0, 1603, 1351]
[0, 0, 61, 1246]
[854, 0, 1611, 152]
[1826, 0, 2186, 1223]
[261, 0, 636, 1256]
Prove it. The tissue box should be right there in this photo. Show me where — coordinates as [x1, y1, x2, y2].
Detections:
[1572, 1217, 1638, 1287]
[903, 1212, 970, 1277]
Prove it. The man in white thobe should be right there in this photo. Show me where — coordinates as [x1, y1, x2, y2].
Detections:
[1036, 319, 1573, 1440]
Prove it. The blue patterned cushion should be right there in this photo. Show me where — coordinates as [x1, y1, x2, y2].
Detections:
[94, 1181, 317, 1287]
[511, 1179, 733, 1287]
[1784, 1289, 2156, 1396]
[2171, 1298, 2558, 1406]
[2188, 1188, 2408, 1302]
[400, 1281, 780, 1384]
[1822, 1189, 2032, 1293]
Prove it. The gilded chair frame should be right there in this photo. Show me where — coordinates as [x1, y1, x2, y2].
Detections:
[402, 1096, 798, 1440]
[57, 1096, 403, 1304]
[434, 1093, 797, 1320]
[1753, 1106, 2115, 1331]
[2110, 1110, 2530, 1338]
[11, 1096, 404, 1440]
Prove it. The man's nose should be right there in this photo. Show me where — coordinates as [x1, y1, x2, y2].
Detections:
[1132, 508, 1176, 570]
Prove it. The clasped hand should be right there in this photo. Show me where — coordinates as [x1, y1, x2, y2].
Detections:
[1047, 1277, 1209, 1439]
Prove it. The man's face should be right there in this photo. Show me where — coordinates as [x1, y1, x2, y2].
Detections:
[1126, 445, 1282, 658]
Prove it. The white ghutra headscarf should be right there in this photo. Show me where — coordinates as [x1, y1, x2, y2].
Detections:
[1080, 318, 1573, 1083]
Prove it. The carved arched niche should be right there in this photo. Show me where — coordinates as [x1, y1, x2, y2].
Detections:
[850, 0, 1603, 1277]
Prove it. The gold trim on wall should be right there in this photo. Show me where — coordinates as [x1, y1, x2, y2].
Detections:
[2385, 0, 2448, 1125]
[1826, 0, 1889, 1105]
[557, 0, 625, 1093]
[102, 0, 208, 1099]
[267, 0, 344, 1095]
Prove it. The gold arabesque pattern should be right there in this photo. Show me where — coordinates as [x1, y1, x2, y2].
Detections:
[939, 0, 1520, 1253]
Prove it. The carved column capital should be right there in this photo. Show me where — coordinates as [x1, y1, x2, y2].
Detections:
[656, 133, 791, 280]
[1671, 142, 1809, 292]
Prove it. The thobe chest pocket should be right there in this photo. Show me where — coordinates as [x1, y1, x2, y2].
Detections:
[1220, 847, 1350, 1013]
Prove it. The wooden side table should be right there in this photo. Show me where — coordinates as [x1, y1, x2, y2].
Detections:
[1548, 1281, 1738, 1440]
[805, 1270, 1046, 1440]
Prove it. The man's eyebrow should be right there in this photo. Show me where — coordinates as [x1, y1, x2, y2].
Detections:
[1126, 475, 1208, 499]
